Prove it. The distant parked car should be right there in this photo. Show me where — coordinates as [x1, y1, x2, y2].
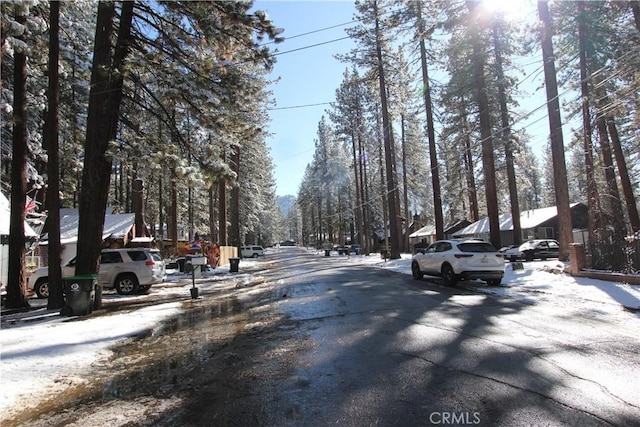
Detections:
[500, 245, 522, 262]
[411, 239, 505, 286]
[336, 245, 350, 255]
[518, 239, 560, 261]
[240, 246, 264, 258]
[27, 248, 166, 298]
[501, 239, 560, 262]
[350, 244, 361, 255]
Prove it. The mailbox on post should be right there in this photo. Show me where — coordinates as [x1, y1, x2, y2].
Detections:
[189, 256, 207, 266]
[187, 256, 207, 299]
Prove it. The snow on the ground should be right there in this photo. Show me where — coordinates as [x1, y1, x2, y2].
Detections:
[369, 252, 640, 311]
[1, 249, 639, 420]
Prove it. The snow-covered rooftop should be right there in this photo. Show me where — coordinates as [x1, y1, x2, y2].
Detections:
[454, 203, 583, 236]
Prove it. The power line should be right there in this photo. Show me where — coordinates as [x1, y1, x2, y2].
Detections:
[260, 19, 361, 46]
[268, 102, 331, 111]
[271, 36, 352, 57]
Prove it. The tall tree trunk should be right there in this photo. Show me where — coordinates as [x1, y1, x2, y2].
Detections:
[467, 1, 501, 248]
[359, 136, 371, 254]
[578, 0, 606, 254]
[132, 179, 145, 237]
[401, 115, 410, 252]
[45, 0, 64, 309]
[158, 172, 164, 240]
[218, 178, 227, 246]
[606, 118, 640, 231]
[538, 0, 573, 261]
[70, 60, 80, 208]
[492, 19, 522, 245]
[632, 1, 640, 30]
[350, 130, 363, 246]
[595, 116, 626, 242]
[76, 1, 135, 275]
[317, 191, 323, 245]
[461, 104, 479, 222]
[6, 6, 29, 309]
[379, 141, 388, 254]
[209, 185, 216, 243]
[374, 4, 401, 259]
[464, 135, 479, 222]
[171, 179, 178, 253]
[417, 6, 444, 241]
[188, 185, 193, 242]
[229, 146, 240, 247]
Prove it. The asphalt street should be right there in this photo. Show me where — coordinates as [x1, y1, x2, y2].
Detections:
[256, 249, 640, 426]
[3, 247, 639, 426]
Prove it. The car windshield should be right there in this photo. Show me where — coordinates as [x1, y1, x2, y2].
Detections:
[457, 242, 497, 253]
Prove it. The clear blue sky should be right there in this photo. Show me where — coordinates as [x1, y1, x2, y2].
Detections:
[256, 0, 571, 198]
[255, 1, 358, 197]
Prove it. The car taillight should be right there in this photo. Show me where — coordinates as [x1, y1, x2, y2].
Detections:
[145, 260, 155, 266]
[454, 254, 473, 258]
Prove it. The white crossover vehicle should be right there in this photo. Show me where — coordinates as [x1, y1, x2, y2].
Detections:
[411, 239, 505, 286]
[28, 248, 166, 298]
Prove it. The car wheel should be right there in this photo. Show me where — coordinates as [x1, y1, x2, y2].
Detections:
[252, 253, 259, 258]
[115, 274, 139, 295]
[487, 279, 501, 286]
[442, 264, 458, 286]
[525, 252, 534, 262]
[35, 279, 49, 299]
[137, 285, 151, 294]
[411, 262, 424, 280]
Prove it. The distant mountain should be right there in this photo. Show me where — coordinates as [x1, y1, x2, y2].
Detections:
[277, 195, 296, 216]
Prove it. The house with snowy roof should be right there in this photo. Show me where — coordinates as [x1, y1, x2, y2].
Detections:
[452, 203, 589, 246]
[35, 209, 152, 267]
[409, 218, 472, 248]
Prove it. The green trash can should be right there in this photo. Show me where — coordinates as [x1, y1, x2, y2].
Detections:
[61, 275, 98, 316]
[229, 257, 240, 273]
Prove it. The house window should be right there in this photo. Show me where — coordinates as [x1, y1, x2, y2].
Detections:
[537, 227, 554, 239]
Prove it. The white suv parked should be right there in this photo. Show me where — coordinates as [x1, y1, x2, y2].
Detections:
[28, 248, 166, 298]
[240, 245, 264, 258]
[411, 239, 505, 286]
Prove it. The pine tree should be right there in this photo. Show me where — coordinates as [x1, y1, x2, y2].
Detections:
[466, 1, 501, 248]
[5, 2, 30, 309]
[45, 0, 64, 309]
[75, 1, 135, 276]
[538, 0, 573, 261]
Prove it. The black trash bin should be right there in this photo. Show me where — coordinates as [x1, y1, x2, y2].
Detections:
[324, 249, 330, 257]
[176, 257, 186, 272]
[229, 257, 240, 273]
[61, 275, 98, 316]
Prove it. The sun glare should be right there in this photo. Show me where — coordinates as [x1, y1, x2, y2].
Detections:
[480, 0, 531, 21]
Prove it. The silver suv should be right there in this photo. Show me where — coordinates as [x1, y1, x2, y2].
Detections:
[28, 248, 166, 298]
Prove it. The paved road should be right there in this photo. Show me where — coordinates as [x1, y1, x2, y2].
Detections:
[254, 248, 639, 426]
[7, 247, 639, 426]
